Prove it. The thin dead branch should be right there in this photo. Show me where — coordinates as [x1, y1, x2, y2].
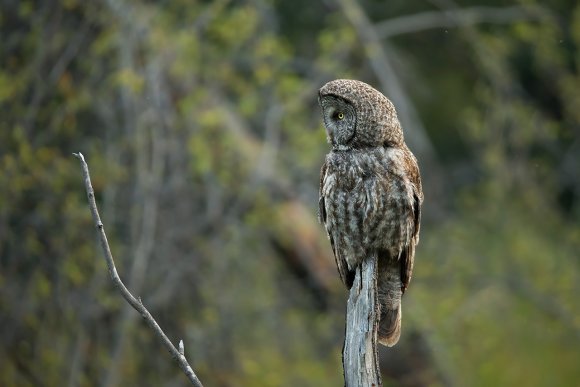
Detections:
[73, 152, 203, 387]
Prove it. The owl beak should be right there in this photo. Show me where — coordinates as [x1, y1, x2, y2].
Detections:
[326, 124, 334, 143]
[326, 123, 333, 135]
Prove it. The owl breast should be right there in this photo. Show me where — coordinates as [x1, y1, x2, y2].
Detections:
[322, 147, 415, 271]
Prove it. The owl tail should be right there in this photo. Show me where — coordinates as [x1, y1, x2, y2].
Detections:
[378, 302, 401, 347]
[377, 257, 403, 347]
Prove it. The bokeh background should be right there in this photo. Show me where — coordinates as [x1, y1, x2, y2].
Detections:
[1, 0, 579, 386]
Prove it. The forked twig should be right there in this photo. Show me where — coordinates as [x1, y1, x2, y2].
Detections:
[73, 152, 203, 387]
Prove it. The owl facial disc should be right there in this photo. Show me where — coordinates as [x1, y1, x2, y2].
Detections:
[319, 95, 357, 150]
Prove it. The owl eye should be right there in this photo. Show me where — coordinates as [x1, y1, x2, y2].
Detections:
[337, 112, 345, 120]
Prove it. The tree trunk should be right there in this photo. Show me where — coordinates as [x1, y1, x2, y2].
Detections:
[343, 253, 382, 386]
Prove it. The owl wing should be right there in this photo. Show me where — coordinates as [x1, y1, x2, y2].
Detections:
[319, 161, 353, 287]
[400, 154, 423, 293]
[400, 190, 421, 293]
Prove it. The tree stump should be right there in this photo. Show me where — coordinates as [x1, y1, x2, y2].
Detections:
[343, 253, 381, 386]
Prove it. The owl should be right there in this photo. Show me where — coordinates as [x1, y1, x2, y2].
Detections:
[318, 79, 423, 347]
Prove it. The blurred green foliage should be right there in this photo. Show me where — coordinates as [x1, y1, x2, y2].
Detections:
[1, 0, 578, 386]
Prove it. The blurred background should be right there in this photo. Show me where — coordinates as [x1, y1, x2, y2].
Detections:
[1, 0, 579, 386]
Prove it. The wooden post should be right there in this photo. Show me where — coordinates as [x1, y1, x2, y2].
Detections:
[343, 253, 382, 386]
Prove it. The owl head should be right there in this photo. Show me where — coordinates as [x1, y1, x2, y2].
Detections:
[318, 79, 403, 150]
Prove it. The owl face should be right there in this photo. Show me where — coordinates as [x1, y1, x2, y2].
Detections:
[319, 95, 357, 150]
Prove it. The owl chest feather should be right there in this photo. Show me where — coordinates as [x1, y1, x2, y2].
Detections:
[322, 148, 415, 265]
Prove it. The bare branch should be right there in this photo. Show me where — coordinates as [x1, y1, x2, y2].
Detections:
[73, 152, 203, 387]
[375, 5, 547, 39]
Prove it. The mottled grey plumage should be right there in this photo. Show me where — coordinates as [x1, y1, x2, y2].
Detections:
[318, 79, 423, 347]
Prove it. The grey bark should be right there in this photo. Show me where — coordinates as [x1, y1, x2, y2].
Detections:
[343, 253, 382, 387]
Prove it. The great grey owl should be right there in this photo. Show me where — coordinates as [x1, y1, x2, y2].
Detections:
[318, 79, 423, 347]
